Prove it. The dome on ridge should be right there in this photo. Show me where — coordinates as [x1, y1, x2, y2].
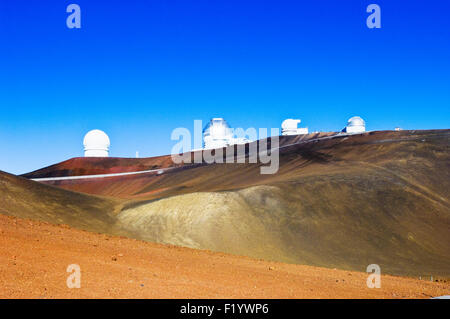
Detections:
[83, 129, 110, 157]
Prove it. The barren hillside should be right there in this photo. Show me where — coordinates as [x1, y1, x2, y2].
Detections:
[6, 129, 450, 277]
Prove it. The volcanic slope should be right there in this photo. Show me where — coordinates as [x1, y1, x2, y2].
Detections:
[0, 171, 129, 236]
[21, 130, 450, 277]
[22, 155, 178, 178]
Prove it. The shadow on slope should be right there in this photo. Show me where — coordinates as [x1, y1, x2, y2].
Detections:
[0, 171, 129, 236]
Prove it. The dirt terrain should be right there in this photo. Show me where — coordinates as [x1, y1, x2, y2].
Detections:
[0, 214, 448, 299]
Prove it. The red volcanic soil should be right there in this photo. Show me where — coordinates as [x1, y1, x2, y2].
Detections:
[0, 214, 448, 299]
[22, 155, 179, 178]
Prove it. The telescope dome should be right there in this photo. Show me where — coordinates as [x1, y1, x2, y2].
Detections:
[347, 116, 365, 127]
[344, 116, 366, 134]
[83, 129, 110, 157]
[281, 119, 301, 130]
[203, 118, 233, 149]
[281, 119, 308, 136]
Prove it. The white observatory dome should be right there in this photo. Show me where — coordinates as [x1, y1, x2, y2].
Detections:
[347, 116, 365, 127]
[281, 119, 308, 136]
[83, 129, 110, 157]
[344, 116, 366, 134]
[203, 118, 233, 149]
[282, 119, 301, 131]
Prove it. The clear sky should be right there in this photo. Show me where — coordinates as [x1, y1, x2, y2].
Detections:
[0, 0, 449, 174]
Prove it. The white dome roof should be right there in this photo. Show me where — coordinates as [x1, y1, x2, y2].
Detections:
[347, 116, 365, 127]
[203, 118, 232, 139]
[281, 119, 301, 130]
[203, 118, 233, 149]
[83, 130, 110, 156]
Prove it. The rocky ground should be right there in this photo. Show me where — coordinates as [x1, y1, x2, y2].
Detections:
[0, 214, 447, 299]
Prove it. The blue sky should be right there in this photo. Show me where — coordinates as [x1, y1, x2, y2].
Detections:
[0, 0, 449, 174]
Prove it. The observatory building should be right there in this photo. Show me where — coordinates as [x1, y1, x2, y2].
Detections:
[203, 118, 250, 149]
[343, 116, 366, 134]
[281, 119, 309, 136]
[203, 118, 233, 149]
[83, 129, 110, 157]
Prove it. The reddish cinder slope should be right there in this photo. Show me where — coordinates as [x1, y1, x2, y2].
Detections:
[22, 155, 178, 178]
